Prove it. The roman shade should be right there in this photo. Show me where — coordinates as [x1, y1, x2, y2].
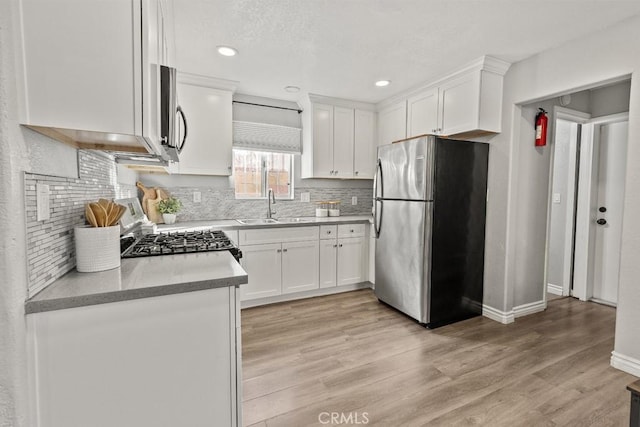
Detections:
[233, 121, 302, 154]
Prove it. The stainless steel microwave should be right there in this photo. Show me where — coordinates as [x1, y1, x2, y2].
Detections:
[160, 65, 187, 162]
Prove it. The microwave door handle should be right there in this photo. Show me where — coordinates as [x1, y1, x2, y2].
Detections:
[176, 105, 187, 153]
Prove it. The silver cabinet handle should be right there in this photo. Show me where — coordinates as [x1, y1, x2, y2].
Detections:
[339, 244, 343, 247]
[276, 249, 282, 253]
[327, 230, 331, 234]
[350, 229, 354, 233]
[283, 248, 288, 252]
[355, 171, 359, 175]
[333, 244, 337, 248]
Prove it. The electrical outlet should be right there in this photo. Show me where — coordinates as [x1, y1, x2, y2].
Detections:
[301, 192, 310, 202]
[352, 196, 358, 205]
[193, 191, 202, 203]
[36, 184, 50, 221]
[553, 193, 561, 204]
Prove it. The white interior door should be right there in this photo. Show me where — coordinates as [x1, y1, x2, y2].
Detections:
[591, 121, 628, 305]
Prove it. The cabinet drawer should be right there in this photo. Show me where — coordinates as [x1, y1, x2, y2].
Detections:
[239, 226, 319, 246]
[319, 225, 338, 240]
[338, 224, 366, 238]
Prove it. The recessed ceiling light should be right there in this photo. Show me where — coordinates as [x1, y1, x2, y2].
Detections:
[284, 86, 300, 93]
[217, 46, 238, 57]
[375, 80, 391, 87]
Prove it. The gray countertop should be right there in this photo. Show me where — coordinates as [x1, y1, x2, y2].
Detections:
[25, 216, 370, 315]
[156, 215, 373, 233]
[25, 251, 248, 314]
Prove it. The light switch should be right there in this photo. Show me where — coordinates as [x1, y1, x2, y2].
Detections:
[352, 196, 358, 205]
[300, 192, 310, 203]
[193, 191, 202, 203]
[36, 184, 50, 221]
[553, 193, 561, 204]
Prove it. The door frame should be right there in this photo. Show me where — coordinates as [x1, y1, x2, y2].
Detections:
[572, 112, 629, 301]
[545, 107, 591, 298]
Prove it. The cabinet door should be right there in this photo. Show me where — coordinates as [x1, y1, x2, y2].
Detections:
[312, 103, 335, 177]
[240, 243, 282, 300]
[175, 82, 233, 175]
[378, 100, 407, 146]
[28, 288, 234, 427]
[438, 72, 481, 136]
[333, 107, 355, 178]
[337, 237, 366, 286]
[354, 110, 376, 179]
[20, 0, 138, 135]
[407, 87, 439, 137]
[319, 239, 338, 288]
[282, 241, 320, 294]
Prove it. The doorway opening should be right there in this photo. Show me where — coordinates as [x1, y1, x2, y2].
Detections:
[545, 81, 630, 307]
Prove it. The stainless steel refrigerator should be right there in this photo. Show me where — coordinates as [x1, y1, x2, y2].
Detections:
[373, 135, 489, 328]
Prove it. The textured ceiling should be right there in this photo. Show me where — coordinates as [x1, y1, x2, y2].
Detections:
[172, 0, 640, 104]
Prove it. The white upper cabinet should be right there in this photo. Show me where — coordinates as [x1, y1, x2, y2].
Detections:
[377, 99, 407, 146]
[382, 56, 510, 141]
[407, 87, 439, 137]
[353, 110, 377, 179]
[301, 95, 377, 179]
[311, 103, 336, 178]
[332, 106, 355, 179]
[174, 74, 234, 176]
[18, 0, 172, 155]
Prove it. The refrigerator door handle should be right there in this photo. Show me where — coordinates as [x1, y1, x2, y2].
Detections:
[374, 159, 384, 199]
[374, 199, 383, 238]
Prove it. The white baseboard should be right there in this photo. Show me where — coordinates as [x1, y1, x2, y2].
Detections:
[611, 351, 640, 377]
[482, 304, 515, 324]
[514, 300, 547, 318]
[547, 283, 563, 295]
[241, 282, 372, 308]
[483, 299, 547, 324]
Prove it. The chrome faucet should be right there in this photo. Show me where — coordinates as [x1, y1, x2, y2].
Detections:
[267, 188, 276, 219]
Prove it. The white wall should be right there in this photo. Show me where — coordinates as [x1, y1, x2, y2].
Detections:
[483, 13, 640, 372]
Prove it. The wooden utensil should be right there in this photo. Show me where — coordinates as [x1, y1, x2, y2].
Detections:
[110, 204, 127, 226]
[90, 202, 108, 227]
[97, 199, 111, 214]
[85, 204, 98, 227]
[105, 202, 118, 226]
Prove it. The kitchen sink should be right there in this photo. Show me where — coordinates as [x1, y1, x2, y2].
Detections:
[236, 218, 279, 225]
[276, 217, 316, 223]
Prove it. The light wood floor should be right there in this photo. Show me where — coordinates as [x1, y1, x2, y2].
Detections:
[241, 290, 636, 426]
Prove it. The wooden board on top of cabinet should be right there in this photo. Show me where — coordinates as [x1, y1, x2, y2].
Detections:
[175, 74, 234, 176]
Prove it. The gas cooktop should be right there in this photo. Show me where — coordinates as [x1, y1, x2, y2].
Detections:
[121, 230, 242, 262]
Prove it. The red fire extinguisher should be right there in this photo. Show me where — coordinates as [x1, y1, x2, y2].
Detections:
[535, 108, 548, 147]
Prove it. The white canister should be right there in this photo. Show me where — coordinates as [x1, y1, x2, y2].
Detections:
[316, 208, 328, 217]
[74, 225, 121, 272]
[328, 208, 340, 217]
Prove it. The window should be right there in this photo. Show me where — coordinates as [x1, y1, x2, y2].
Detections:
[233, 149, 293, 199]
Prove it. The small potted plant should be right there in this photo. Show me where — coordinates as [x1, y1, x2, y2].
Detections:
[157, 197, 182, 225]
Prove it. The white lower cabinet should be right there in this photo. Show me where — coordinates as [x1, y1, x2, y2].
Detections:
[337, 237, 366, 286]
[239, 227, 320, 301]
[240, 243, 282, 300]
[282, 240, 321, 294]
[319, 224, 367, 288]
[27, 286, 242, 427]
